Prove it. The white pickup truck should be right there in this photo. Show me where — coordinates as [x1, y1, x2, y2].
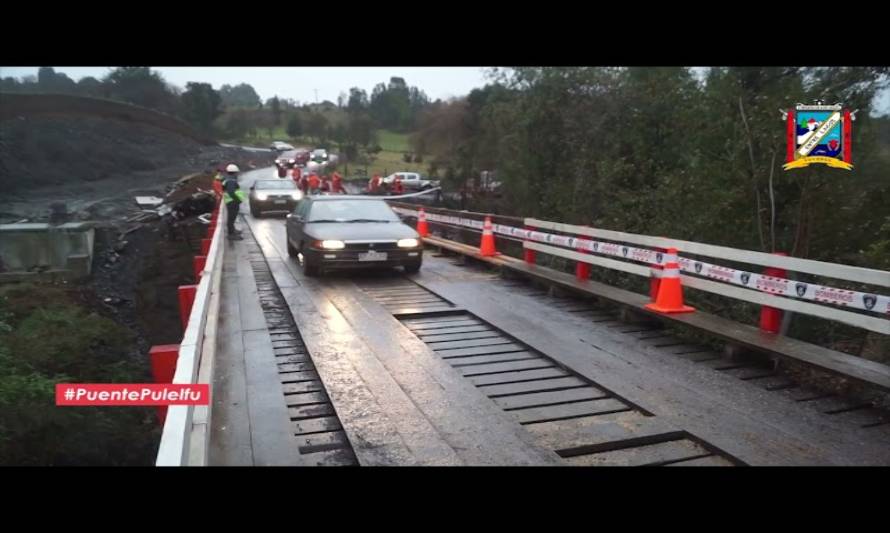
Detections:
[381, 172, 439, 191]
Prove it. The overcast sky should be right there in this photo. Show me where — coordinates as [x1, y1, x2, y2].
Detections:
[0, 66, 493, 104]
[2, 66, 887, 114]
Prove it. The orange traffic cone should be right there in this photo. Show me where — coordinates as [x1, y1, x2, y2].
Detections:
[479, 216, 498, 257]
[645, 248, 694, 314]
[417, 208, 429, 237]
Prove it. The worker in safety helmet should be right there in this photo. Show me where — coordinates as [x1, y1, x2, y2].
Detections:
[222, 164, 246, 240]
[308, 172, 321, 195]
[331, 171, 345, 194]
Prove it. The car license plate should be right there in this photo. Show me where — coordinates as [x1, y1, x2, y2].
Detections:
[274, 199, 286, 204]
[358, 251, 387, 262]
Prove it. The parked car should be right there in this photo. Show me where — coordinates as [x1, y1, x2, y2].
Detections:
[249, 179, 302, 217]
[285, 196, 423, 276]
[381, 172, 440, 191]
[270, 141, 295, 152]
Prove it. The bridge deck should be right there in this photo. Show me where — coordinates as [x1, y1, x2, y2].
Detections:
[207, 169, 890, 466]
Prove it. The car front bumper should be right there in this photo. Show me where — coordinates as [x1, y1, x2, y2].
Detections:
[251, 198, 298, 212]
[303, 247, 423, 270]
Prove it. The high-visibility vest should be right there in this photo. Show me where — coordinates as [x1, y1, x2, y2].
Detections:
[222, 179, 246, 203]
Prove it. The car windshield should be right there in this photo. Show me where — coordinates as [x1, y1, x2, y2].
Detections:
[307, 200, 400, 223]
[255, 180, 296, 190]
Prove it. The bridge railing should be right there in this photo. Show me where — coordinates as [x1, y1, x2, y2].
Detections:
[155, 208, 225, 466]
[390, 203, 890, 336]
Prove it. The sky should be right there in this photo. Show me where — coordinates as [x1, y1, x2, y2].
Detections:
[2, 66, 887, 114]
[0, 66, 492, 104]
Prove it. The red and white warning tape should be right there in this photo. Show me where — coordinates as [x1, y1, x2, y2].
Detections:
[391, 206, 890, 316]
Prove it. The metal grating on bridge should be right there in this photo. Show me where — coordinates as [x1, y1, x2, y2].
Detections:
[359, 279, 742, 466]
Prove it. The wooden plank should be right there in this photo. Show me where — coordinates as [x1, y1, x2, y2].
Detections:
[446, 352, 539, 367]
[283, 391, 329, 407]
[494, 387, 608, 411]
[525, 217, 890, 288]
[291, 416, 342, 435]
[524, 415, 678, 453]
[277, 362, 315, 373]
[288, 403, 336, 420]
[293, 430, 352, 454]
[459, 359, 556, 377]
[420, 330, 504, 343]
[435, 343, 528, 358]
[664, 454, 735, 466]
[512, 398, 631, 424]
[402, 316, 478, 326]
[425, 336, 518, 351]
[379, 296, 446, 305]
[408, 324, 492, 335]
[278, 370, 320, 383]
[281, 380, 326, 395]
[479, 377, 588, 397]
[208, 259, 252, 466]
[525, 241, 650, 278]
[469, 367, 570, 386]
[390, 306, 459, 315]
[681, 274, 890, 335]
[563, 438, 712, 466]
[276, 354, 312, 364]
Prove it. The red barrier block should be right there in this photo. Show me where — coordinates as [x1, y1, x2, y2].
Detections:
[178, 284, 198, 330]
[201, 238, 212, 255]
[194, 255, 207, 282]
[207, 223, 216, 238]
[524, 225, 536, 265]
[149, 344, 180, 425]
[575, 239, 591, 280]
[759, 252, 788, 334]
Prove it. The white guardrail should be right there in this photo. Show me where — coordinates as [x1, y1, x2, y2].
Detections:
[155, 208, 225, 466]
[392, 206, 890, 335]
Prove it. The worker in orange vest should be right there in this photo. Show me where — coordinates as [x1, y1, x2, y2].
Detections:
[331, 171, 345, 194]
[369, 174, 381, 194]
[320, 173, 331, 193]
[308, 172, 321, 195]
[292, 166, 302, 185]
[393, 174, 404, 195]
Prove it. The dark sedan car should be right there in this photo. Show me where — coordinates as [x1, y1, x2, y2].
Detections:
[248, 179, 302, 217]
[285, 196, 423, 276]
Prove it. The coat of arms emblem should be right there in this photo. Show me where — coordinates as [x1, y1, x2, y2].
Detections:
[782, 102, 855, 170]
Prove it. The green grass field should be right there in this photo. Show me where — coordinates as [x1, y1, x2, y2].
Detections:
[225, 128, 427, 178]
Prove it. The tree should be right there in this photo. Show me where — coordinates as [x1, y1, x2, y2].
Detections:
[181, 82, 222, 134]
[225, 109, 252, 139]
[102, 67, 178, 113]
[219, 83, 262, 108]
[347, 87, 369, 114]
[286, 113, 303, 139]
[306, 112, 329, 143]
[76, 76, 103, 97]
[36, 67, 77, 94]
[269, 96, 282, 126]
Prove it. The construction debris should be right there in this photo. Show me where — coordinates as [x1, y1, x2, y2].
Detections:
[134, 196, 164, 208]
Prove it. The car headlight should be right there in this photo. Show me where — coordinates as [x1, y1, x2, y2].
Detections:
[289, 159, 295, 163]
[320, 240, 345, 250]
[291, 191, 303, 199]
[397, 238, 420, 248]
[256, 193, 268, 200]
